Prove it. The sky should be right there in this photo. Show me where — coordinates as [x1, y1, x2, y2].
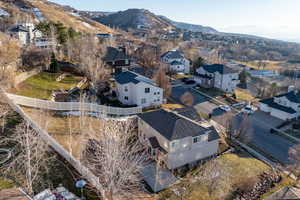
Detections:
[49, 0, 300, 42]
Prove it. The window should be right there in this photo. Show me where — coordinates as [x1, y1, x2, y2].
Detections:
[157, 92, 160, 95]
[124, 86, 128, 92]
[157, 99, 160, 102]
[193, 137, 198, 143]
[124, 96, 128, 100]
[141, 98, 146, 104]
[171, 142, 176, 148]
[145, 88, 150, 93]
[154, 92, 156, 95]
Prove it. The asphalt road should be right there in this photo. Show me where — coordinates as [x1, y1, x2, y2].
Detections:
[171, 85, 296, 165]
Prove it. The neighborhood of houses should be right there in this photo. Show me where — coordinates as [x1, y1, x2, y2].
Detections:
[1, 5, 300, 200]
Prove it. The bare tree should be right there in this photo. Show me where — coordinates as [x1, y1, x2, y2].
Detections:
[78, 36, 111, 85]
[0, 34, 20, 89]
[80, 119, 149, 200]
[0, 122, 55, 195]
[199, 159, 232, 199]
[0, 33, 20, 68]
[21, 47, 51, 71]
[287, 143, 300, 184]
[135, 44, 159, 69]
[154, 66, 172, 98]
[220, 113, 252, 144]
[180, 92, 194, 107]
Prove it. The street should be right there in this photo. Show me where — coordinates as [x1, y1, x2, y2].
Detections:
[171, 85, 296, 165]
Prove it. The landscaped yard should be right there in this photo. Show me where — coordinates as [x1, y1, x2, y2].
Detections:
[15, 72, 83, 100]
[158, 151, 292, 200]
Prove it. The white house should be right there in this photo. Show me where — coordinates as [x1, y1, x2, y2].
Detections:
[259, 88, 300, 120]
[161, 50, 190, 74]
[115, 71, 163, 108]
[195, 64, 239, 93]
[9, 23, 43, 46]
[138, 109, 220, 170]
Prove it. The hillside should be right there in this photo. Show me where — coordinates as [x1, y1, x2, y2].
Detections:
[158, 15, 218, 34]
[92, 9, 175, 31]
[0, 0, 115, 34]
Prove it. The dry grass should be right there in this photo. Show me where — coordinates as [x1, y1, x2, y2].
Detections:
[237, 61, 281, 70]
[235, 88, 256, 102]
[22, 107, 106, 159]
[30, 0, 116, 34]
[159, 152, 271, 200]
[162, 104, 184, 110]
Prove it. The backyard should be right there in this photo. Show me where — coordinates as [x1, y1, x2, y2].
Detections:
[15, 72, 83, 100]
[158, 151, 294, 200]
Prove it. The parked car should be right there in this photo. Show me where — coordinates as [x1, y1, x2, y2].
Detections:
[181, 77, 189, 83]
[185, 80, 196, 85]
[242, 106, 254, 114]
[219, 105, 231, 112]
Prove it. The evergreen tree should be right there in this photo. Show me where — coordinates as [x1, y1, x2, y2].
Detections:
[49, 53, 59, 73]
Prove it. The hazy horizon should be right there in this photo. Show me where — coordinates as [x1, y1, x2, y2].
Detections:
[49, 0, 300, 43]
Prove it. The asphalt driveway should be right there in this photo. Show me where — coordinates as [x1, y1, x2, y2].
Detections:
[171, 85, 296, 165]
[232, 111, 294, 164]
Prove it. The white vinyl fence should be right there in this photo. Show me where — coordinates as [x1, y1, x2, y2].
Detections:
[0, 90, 103, 192]
[6, 93, 142, 116]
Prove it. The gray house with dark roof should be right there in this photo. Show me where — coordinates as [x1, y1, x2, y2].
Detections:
[138, 109, 220, 170]
[103, 46, 131, 73]
[195, 64, 239, 93]
[260, 89, 300, 120]
[160, 50, 190, 74]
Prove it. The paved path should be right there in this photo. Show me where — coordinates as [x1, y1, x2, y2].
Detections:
[140, 162, 178, 192]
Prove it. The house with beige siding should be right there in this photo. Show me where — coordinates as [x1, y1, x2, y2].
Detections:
[138, 109, 220, 170]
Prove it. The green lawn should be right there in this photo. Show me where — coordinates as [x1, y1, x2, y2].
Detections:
[0, 178, 15, 189]
[159, 152, 272, 200]
[16, 72, 82, 100]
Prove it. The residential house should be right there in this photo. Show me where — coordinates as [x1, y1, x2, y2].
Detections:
[138, 109, 220, 170]
[259, 88, 300, 120]
[0, 8, 10, 17]
[115, 71, 163, 108]
[9, 23, 43, 46]
[160, 50, 190, 74]
[194, 64, 239, 93]
[103, 46, 132, 73]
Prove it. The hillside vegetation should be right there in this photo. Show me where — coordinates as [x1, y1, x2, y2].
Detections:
[30, 1, 115, 34]
[93, 9, 174, 31]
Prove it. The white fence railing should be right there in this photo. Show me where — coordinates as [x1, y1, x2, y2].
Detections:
[0, 90, 103, 192]
[6, 93, 142, 116]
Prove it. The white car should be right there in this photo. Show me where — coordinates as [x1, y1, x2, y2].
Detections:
[219, 105, 231, 112]
[242, 106, 254, 114]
